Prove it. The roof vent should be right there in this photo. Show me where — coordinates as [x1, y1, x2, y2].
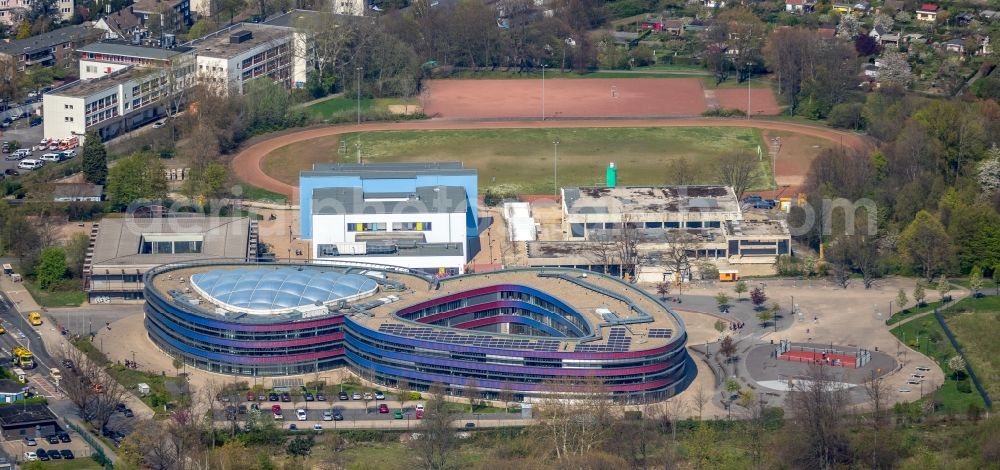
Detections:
[230, 30, 252, 44]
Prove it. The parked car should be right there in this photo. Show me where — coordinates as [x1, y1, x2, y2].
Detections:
[316, 393, 326, 401]
[61, 149, 76, 158]
[312, 424, 323, 431]
[374, 391, 385, 400]
[124, 408, 134, 418]
[60, 449, 75, 459]
[30, 116, 41, 127]
[280, 392, 291, 402]
[17, 159, 43, 170]
[1, 141, 8, 153]
[288, 424, 297, 430]
[46, 434, 59, 444]
[40, 153, 63, 162]
[304, 393, 314, 402]
[363, 392, 373, 401]
[351, 392, 361, 400]
[115, 403, 126, 413]
[268, 393, 278, 401]
[23, 437, 36, 446]
[152, 120, 166, 129]
[393, 410, 403, 419]
[36, 449, 50, 461]
[49, 448, 62, 460]
[4, 168, 19, 176]
[333, 411, 344, 421]
[338, 391, 349, 401]
[58, 432, 71, 443]
[296, 409, 307, 421]
[322, 410, 333, 421]
[378, 404, 389, 414]
[23, 451, 37, 461]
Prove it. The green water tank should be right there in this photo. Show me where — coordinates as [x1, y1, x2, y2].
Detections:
[606, 162, 617, 188]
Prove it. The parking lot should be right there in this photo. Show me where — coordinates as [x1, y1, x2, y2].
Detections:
[1, 425, 93, 464]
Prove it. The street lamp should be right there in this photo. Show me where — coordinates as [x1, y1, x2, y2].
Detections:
[552, 137, 559, 196]
[541, 64, 548, 121]
[356, 66, 362, 126]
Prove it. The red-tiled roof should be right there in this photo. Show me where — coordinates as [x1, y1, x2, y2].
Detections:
[919, 4, 938, 11]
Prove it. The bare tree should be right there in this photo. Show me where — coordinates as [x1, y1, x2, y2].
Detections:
[692, 385, 709, 421]
[863, 370, 892, 469]
[464, 378, 480, 413]
[60, 347, 130, 431]
[410, 383, 459, 470]
[717, 150, 758, 201]
[498, 382, 516, 412]
[783, 365, 851, 469]
[536, 377, 612, 461]
[665, 231, 698, 293]
[665, 157, 698, 185]
[590, 239, 617, 276]
[614, 211, 641, 280]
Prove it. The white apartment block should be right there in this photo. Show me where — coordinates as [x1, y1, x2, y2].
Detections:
[0, 0, 74, 25]
[189, 23, 305, 95]
[77, 41, 194, 79]
[43, 58, 194, 141]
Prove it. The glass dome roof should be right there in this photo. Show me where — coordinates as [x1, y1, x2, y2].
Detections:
[191, 268, 378, 314]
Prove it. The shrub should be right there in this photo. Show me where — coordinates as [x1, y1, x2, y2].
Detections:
[407, 391, 422, 401]
[956, 379, 972, 394]
[827, 102, 866, 130]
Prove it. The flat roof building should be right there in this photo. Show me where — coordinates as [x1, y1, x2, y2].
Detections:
[84, 216, 257, 303]
[188, 22, 304, 94]
[0, 24, 97, 71]
[77, 41, 195, 79]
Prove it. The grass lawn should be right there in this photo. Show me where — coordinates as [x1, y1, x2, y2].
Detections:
[942, 295, 1000, 400]
[885, 300, 947, 326]
[74, 338, 187, 416]
[890, 316, 984, 414]
[236, 182, 289, 205]
[303, 96, 373, 120]
[264, 127, 770, 194]
[23, 278, 86, 307]
[35, 458, 105, 470]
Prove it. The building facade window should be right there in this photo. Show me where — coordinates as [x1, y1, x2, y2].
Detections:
[347, 223, 386, 232]
[391, 222, 433, 231]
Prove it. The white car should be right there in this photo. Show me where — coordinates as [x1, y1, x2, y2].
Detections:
[152, 121, 166, 129]
[17, 159, 44, 170]
[415, 404, 425, 412]
[62, 149, 77, 158]
[312, 424, 323, 431]
[322, 410, 333, 421]
[916, 366, 932, 372]
[23, 451, 37, 461]
[296, 409, 307, 421]
[40, 153, 63, 162]
[906, 379, 922, 385]
[351, 392, 362, 400]
[363, 392, 373, 401]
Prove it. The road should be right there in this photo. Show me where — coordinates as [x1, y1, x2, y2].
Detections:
[231, 118, 873, 203]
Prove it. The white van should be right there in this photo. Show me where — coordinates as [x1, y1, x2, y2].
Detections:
[17, 159, 44, 170]
[40, 153, 63, 162]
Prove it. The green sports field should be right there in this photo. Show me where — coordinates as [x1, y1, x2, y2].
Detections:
[263, 127, 772, 194]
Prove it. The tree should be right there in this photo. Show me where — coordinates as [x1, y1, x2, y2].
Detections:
[734, 280, 748, 300]
[899, 210, 953, 281]
[498, 382, 516, 412]
[286, 434, 314, 459]
[717, 151, 757, 201]
[36, 246, 67, 290]
[896, 288, 908, 311]
[782, 365, 851, 469]
[947, 355, 967, 378]
[719, 335, 737, 373]
[81, 131, 108, 184]
[969, 265, 984, 296]
[914, 283, 927, 306]
[749, 287, 767, 309]
[837, 13, 860, 39]
[3, 215, 41, 266]
[692, 385, 709, 420]
[854, 35, 880, 56]
[656, 281, 671, 300]
[665, 156, 698, 185]
[756, 309, 774, 327]
[64, 233, 89, 279]
[936, 275, 951, 300]
[536, 378, 611, 461]
[715, 292, 730, 310]
[0, 56, 23, 104]
[411, 383, 459, 470]
[977, 145, 1000, 196]
[876, 50, 912, 87]
[464, 379, 480, 413]
[613, 211, 640, 279]
[714, 320, 725, 334]
[106, 153, 168, 208]
[664, 231, 697, 290]
[873, 13, 894, 32]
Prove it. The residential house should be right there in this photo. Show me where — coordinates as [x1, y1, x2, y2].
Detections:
[981, 10, 999, 21]
[94, 8, 142, 41]
[663, 19, 685, 36]
[0, 24, 97, 72]
[130, 0, 192, 34]
[916, 4, 938, 22]
[701, 0, 725, 8]
[980, 36, 993, 55]
[852, 2, 870, 15]
[640, 17, 664, 30]
[785, 0, 816, 14]
[0, 0, 74, 26]
[863, 63, 879, 78]
[903, 33, 926, 44]
[684, 20, 707, 33]
[0, 380, 25, 404]
[869, 25, 887, 42]
[944, 38, 964, 54]
[53, 183, 104, 202]
[871, 26, 900, 46]
[956, 12, 975, 25]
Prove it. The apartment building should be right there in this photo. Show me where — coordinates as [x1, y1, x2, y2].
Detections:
[0, 24, 95, 71]
[77, 41, 194, 79]
[189, 23, 301, 94]
[0, 0, 74, 26]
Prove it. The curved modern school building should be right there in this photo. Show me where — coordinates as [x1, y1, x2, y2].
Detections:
[143, 261, 694, 401]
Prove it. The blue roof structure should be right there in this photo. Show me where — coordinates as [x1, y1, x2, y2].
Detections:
[191, 268, 378, 313]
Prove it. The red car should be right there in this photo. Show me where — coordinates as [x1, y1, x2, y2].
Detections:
[378, 404, 389, 414]
[246, 391, 256, 401]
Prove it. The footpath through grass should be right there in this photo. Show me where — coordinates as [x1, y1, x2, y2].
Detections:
[266, 127, 769, 193]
